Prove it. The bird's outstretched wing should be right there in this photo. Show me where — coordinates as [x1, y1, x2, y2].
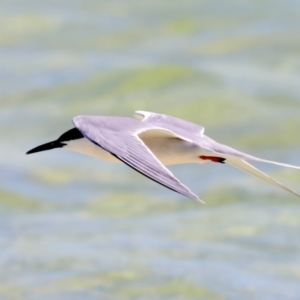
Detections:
[133, 110, 205, 140]
[73, 115, 201, 202]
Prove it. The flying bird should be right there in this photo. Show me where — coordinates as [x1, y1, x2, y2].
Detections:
[26, 111, 300, 202]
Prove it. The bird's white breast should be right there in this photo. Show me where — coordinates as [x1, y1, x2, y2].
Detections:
[64, 138, 120, 162]
[140, 137, 200, 165]
[64, 136, 201, 166]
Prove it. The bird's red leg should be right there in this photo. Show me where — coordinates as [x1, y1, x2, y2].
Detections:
[199, 155, 226, 163]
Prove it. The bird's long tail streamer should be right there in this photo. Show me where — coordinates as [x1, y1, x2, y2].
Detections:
[226, 157, 300, 198]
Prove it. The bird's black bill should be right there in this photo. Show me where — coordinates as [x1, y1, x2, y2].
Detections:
[26, 128, 83, 155]
[26, 141, 65, 155]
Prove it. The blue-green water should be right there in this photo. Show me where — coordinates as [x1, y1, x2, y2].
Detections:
[1, 0, 300, 299]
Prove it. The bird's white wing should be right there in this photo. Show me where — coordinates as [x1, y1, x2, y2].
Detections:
[73, 115, 201, 202]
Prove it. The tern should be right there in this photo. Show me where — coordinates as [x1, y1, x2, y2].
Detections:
[27, 111, 300, 202]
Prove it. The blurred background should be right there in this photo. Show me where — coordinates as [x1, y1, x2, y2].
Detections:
[1, 0, 300, 299]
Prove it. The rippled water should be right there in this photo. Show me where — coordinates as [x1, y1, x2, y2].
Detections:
[1, 0, 300, 299]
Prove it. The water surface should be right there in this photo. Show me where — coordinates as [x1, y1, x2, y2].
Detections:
[1, 0, 300, 299]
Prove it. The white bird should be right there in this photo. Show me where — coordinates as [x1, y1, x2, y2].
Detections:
[27, 111, 300, 202]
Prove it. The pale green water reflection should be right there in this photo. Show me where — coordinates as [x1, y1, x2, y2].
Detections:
[1, 0, 300, 299]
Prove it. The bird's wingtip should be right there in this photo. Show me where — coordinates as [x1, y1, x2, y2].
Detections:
[192, 194, 205, 204]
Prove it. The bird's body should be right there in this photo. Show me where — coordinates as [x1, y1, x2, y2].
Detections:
[27, 111, 300, 202]
[65, 137, 119, 162]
